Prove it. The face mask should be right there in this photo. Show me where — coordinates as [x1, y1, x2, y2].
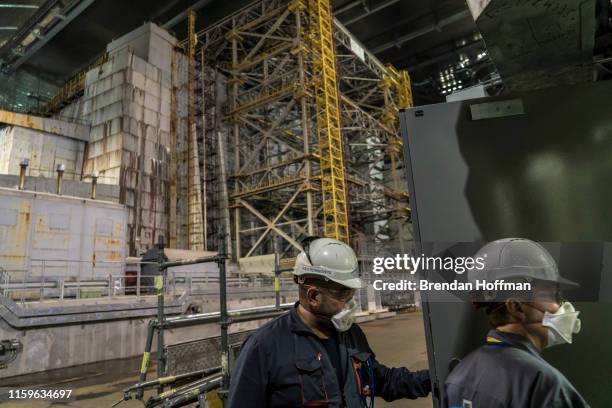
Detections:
[541, 302, 581, 347]
[331, 298, 359, 332]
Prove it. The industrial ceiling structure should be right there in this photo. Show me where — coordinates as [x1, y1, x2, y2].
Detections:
[1, 0, 611, 112]
[334, 0, 493, 103]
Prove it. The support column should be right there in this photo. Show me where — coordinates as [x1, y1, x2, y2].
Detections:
[231, 23, 241, 261]
[294, 3, 314, 236]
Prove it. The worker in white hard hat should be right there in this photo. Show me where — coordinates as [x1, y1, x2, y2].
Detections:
[228, 236, 431, 408]
[445, 238, 589, 408]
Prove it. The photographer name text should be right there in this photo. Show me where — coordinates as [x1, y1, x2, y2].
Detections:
[372, 279, 532, 292]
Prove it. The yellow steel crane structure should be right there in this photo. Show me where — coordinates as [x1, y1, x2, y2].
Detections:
[195, 0, 412, 258]
[308, 0, 349, 243]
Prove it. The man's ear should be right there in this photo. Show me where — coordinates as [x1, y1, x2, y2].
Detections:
[306, 286, 320, 306]
[504, 299, 527, 323]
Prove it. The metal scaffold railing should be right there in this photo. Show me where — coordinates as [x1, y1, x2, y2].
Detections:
[308, 0, 350, 243]
[114, 234, 293, 408]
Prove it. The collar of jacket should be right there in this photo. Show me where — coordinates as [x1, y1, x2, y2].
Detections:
[488, 329, 541, 356]
[289, 301, 326, 337]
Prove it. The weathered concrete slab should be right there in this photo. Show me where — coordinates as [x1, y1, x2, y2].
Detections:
[107, 22, 177, 74]
[0, 296, 290, 379]
[0, 110, 90, 142]
[0, 186, 127, 278]
[0, 175, 119, 202]
[0, 126, 85, 180]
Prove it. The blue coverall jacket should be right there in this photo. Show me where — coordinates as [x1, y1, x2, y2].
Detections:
[227, 302, 431, 407]
[445, 330, 590, 408]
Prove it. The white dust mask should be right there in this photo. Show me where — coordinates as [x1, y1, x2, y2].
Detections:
[542, 302, 581, 347]
[331, 298, 359, 332]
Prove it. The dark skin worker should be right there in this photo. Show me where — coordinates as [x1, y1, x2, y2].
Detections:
[295, 277, 355, 339]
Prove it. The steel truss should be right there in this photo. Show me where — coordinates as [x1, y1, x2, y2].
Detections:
[192, 0, 412, 261]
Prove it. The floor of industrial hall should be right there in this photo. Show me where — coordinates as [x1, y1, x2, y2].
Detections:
[2, 311, 431, 408]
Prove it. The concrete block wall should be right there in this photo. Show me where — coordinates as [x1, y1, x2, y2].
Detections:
[22, 22, 200, 256]
[0, 125, 85, 180]
[106, 22, 176, 75]
[74, 23, 188, 256]
[78, 49, 171, 255]
[58, 96, 88, 121]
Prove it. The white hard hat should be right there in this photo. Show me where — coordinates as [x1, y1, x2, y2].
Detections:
[468, 238, 578, 302]
[293, 237, 363, 289]
[467, 238, 578, 287]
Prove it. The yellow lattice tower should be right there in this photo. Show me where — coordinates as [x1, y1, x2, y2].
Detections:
[385, 65, 413, 109]
[308, 0, 349, 242]
[397, 69, 413, 109]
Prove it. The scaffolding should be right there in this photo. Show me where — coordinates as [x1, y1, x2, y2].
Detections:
[13, 0, 411, 259]
[187, 10, 205, 250]
[188, 0, 411, 260]
[119, 238, 293, 407]
[167, 13, 206, 252]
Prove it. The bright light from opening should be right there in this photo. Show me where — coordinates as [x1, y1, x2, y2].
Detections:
[0, 4, 39, 8]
